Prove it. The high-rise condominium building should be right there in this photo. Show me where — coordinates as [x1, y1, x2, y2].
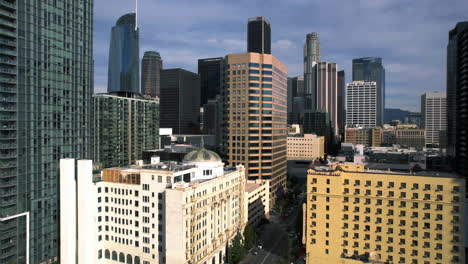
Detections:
[198, 57, 224, 106]
[60, 148, 247, 264]
[347, 81, 378, 128]
[303, 163, 465, 264]
[108, 13, 140, 94]
[141, 51, 163, 98]
[316, 62, 339, 136]
[352, 57, 385, 126]
[447, 21, 468, 176]
[160, 68, 200, 134]
[225, 52, 287, 205]
[338, 70, 346, 135]
[304, 32, 320, 110]
[0, 1, 93, 263]
[247, 17, 271, 54]
[93, 94, 160, 168]
[421, 92, 446, 148]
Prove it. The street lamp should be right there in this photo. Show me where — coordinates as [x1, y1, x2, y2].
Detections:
[0, 212, 29, 264]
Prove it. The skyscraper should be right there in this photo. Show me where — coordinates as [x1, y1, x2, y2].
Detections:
[160, 68, 200, 134]
[141, 51, 163, 98]
[0, 0, 93, 263]
[337, 70, 346, 136]
[316, 62, 338, 136]
[225, 52, 287, 205]
[247, 17, 271, 54]
[198, 57, 224, 106]
[352, 57, 385, 126]
[421, 92, 446, 148]
[287, 76, 304, 124]
[108, 13, 140, 94]
[447, 21, 468, 176]
[346, 81, 378, 128]
[304, 32, 320, 110]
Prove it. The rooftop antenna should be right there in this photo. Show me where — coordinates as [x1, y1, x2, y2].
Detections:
[135, 0, 138, 31]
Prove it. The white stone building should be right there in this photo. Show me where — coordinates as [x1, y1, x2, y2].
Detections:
[60, 148, 247, 264]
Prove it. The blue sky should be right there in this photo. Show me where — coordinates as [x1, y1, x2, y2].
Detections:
[94, 0, 468, 111]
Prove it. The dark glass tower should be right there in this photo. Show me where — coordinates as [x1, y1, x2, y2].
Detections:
[141, 51, 163, 98]
[447, 21, 468, 176]
[352, 57, 386, 126]
[0, 0, 93, 263]
[160, 69, 200, 134]
[337, 70, 346, 136]
[247, 17, 271, 54]
[198, 57, 223, 106]
[108, 13, 140, 95]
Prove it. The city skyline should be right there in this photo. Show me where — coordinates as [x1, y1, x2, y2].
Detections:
[94, 0, 467, 111]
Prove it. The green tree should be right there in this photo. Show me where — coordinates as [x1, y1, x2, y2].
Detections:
[228, 232, 247, 264]
[243, 224, 257, 250]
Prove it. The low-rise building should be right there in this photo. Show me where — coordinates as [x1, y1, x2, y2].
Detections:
[395, 127, 425, 149]
[60, 148, 246, 264]
[344, 127, 382, 147]
[245, 180, 270, 227]
[287, 134, 325, 160]
[303, 162, 466, 264]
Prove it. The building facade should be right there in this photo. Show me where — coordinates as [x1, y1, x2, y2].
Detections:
[421, 92, 446, 148]
[287, 134, 325, 160]
[60, 149, 246, 264]
[245, 180, 270, 227]
[304, 163, 466, 264]
[225, 52, 287, 205]
[93, 94, 160, 168]
[141, 51, 163, 98]
[160, 68, 200, 134]
[338, 70, 346, 136]
[203, 95, 223, 152]
[347, 81, 378, 128]
[0, 1, 93, 263]
[352, 57, 385, 126]
[395, 127, 425, 149]
[108, 13, 140, 94]
[287, 76, 304, 124]
[447, 21, 468, 177]
[247, 17, 271, 54]
[317, 62, 339, 137]
[198, 57, 224, 106]
[344, 127, 382, 147]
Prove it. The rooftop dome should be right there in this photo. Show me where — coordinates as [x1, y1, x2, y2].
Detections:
[183, 148, 222, 163]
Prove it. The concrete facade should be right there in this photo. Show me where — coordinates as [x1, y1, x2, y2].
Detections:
[287, 134, 325, 160]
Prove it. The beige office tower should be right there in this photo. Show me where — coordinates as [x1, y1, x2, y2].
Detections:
[225, 52, 288, 206]
[303, 163, 466, 264]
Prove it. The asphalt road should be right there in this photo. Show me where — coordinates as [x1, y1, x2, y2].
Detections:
[240, 222, 287, 264]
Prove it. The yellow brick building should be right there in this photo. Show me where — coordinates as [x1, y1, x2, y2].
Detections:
[303, 163, 465, 264]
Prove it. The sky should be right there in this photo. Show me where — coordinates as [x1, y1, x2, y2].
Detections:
[94, 0, 468, 112]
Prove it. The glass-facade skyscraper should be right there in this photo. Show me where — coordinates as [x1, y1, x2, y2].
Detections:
[0, 0, 93, 263]
[352, 57, 386, 126]
[141, 51, 162, 98]
[247, 17, 271, 54]
[108, 13, 140, 94]
[198, 57, 224, 106]
[304, 32, 320, 111]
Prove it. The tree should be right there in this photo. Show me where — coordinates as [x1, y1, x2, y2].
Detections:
[243, 224, 257, 250]
[228, 232, 247, 264]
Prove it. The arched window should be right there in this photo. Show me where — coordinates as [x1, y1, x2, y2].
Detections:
[219, 250, 223, 263]
[134, 256, 140, 264]
[212, 256, 216, 264]
[98, 249, 102, 259]
[119, 252, 125, 262]
[126, 254, 133, 264]
[105, 249, 110, 259]
[112, 251, 117, 261]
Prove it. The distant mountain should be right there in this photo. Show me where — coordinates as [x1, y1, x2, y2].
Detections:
[384, 108, 411, 123]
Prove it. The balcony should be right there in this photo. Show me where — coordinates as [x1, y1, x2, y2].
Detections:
[0, 0, 16, 9]
[0, 48, 16, 57]
[0, 28, 15, 38]
[0, 77, 15, 84]
[0, 67, 16, 75]
[0, 8, 16, 19]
